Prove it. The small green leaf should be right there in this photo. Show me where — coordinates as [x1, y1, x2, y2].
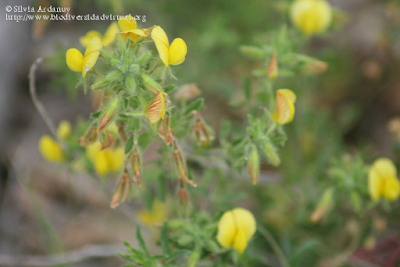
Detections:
[243, 76, 251, 100]
[167, 250, 191, 264]
[184, 98, 204, 115]
[90, 111, 101, 119]
[125, 135, 134, 154]
[160, 222, 171, 255]
[136, 225, 150, 256]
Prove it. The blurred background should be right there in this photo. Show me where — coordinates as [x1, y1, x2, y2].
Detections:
[1, 0, 400, 266]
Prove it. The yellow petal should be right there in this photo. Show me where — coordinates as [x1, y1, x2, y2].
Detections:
[371, 158, 397, 178]
[57, 120, 72, 140]
[66, 48, 83, 72]
[151, 26, 170, 66]
[383, 176, 400, 201]
[231, 208, 256, 240]
[82, 37, 102, 77]
[39, 135, 64, 163]
[118, 15, 137, 32]
[86, 141, 102, 163]
[369, 158, 397, 201]
[145, 92, 166, 124]
[138, 200, 167, 226]
[233, 228, 248, 254]
[217, 211, 236, 248]
[102, 22, 120, 46]
[273, 89, 296, 125]
[108, 147, 124, 172]
[94, 150, 110, 176]
[169, 38, 187, 65]
[80, 31, 102, 47]
[290, 0, 332, 35]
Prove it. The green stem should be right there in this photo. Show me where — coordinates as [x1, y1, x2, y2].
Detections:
[258, 225, 290, 267]
[125, 111, 144, 117]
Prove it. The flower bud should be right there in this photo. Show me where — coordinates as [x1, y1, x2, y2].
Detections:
[124, 76, 137, 95]
[141, 73, 162, 94]
[91, 77, 109, 91]
[264, 141, 280, 166]
[311, 188, 334, 223]
[110, 168, 133, 209]
[57, 120, 72, 140]
[158, 116, 174, 145]
[98, 97, 119, 132]
[267, 52, 278, 80]
[248, 145, 259, 185]
[174, 83, 201, 101]
[129, 64, 140, 75]
[173, 140, 197, 187]
[99, 128, 116, 150]
[192, 111, 214, 147]
[39, 135, 65, 163]
[145, 92, 166, 124]
[301, 58, 328, 75]
[130, 143, 141, 186]
[178, 179, 189, 205]
[106, 70, 123, 82]
[78, 127, 98, 147]
[239, 46, 265, 59]
[273, 89, 296, 125]
[136, 51, 152, 65]
[177, 235, 194, 246]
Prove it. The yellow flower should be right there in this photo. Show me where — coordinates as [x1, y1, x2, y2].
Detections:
[145, 92, 166, 124]
[80, 22, 119, 47]
[138, 199, 167, 226]
[290, 0, 332, 35]
[86, 141, 124, 176]
[369, 158, 400, 201]
[39, 135, 64, 163]
[217, 208, 256, 253]
[66, 36, 102, 77]
[273, 89, 296, 125]
[151, 26, 187, 67]
[57, 120, 71, 140]
[118, 15, 148, 42]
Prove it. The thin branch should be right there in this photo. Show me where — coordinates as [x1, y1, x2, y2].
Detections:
[0, 243, 124, 266]
[258, 225, 290, 267]
[29, 57, 59, 142]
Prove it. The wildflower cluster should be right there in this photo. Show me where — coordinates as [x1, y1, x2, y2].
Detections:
[38, 15, 213, 209]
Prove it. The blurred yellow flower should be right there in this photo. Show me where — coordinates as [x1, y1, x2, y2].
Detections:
[118, 15, 148, 42]
[369, 158, 400, 201]
[145, 92, 166, 124]
[57, 120, 71, 140]
[66, 36, 102, 77]
[39, 135, 64, 163]
[273, 89, 296, 125]
[217, 208, 256, 253]
[290, 0, 332, 35]
[151, 26, 187, 67]
[138, 199, 167, 226]
[86, 141, 124, 176]
[80, 22, 119, 47]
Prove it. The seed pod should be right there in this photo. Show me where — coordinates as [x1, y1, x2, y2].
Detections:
[124, 76, 137, 95]
[267, 52, 278, 80]
[264, 141, 280, 166]
[141, 73, 163, 94]
[311, 188, 334, 223]
[110, 168, 133, 209]
[248, 145, 259, 185]
[98, 97, 119, 132]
